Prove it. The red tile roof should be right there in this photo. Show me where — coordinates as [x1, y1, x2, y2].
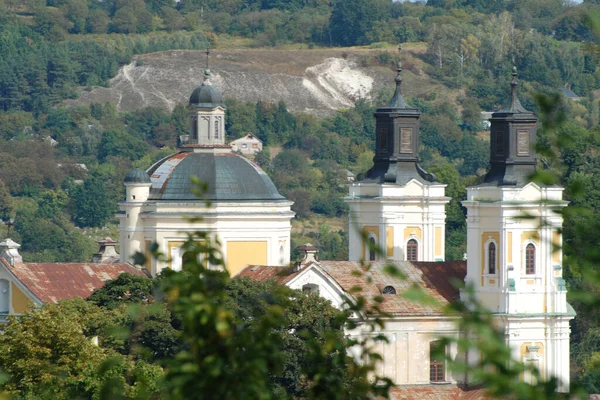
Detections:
[388, 384, 491, 399]
[0, 259, 148, 304]
[238, 260, 466, 316]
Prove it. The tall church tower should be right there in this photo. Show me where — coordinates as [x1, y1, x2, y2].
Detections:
[462, 68, 573, 391]
[346, 63, 449, 262]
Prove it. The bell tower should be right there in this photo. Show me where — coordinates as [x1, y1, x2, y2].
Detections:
[346, 63, 449, 262]
[187, 69, 226, 147]
[462, 68, 573, 391]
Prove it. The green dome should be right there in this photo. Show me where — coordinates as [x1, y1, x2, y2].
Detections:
[147, 152, 285, 201]
[124, 168, 151, 184]
[189, 84, 224, 108]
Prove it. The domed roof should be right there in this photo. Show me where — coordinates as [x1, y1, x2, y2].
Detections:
[124, 168, 151, 184]
[189, 69, 224, 108]
[146, 152, 285, 201]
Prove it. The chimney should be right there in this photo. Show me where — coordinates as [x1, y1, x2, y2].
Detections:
[0, 239, 23, 266]
[92, 237, 120, 263]
[296, 243, 319, 270]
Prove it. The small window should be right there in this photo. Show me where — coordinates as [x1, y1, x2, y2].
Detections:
[252, 143, 258, 149]
[407, 239, 418, 262]
[302, 283, 319, 295]
[382, 286, 396, 295]
[526, 244, 535, 274]
[242, 143, 248, 148]
[488, 242, 496, 274]
[369, 237, 376, 261]
[214, 119, 219, 139]
[430, 341, 445, 382]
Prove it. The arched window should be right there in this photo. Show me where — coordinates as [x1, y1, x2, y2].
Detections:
[0, 279, 9, 315]
[430, 341, 445, 382]
[191, 117, 198, 140]
[382, 285, 396, 295]
[407, 239, 418, 262]
[369, 237, 376, 261]
[302, 283, 319, 295]
[214, 119, 219, 139]
[526, 244, 536, 274]
[488, 242, 496, 274]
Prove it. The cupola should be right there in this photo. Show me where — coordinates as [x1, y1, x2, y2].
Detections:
[363, 62, 436, 184]
[484, 67, 538, 186]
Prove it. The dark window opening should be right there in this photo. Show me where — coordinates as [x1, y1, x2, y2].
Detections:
[407, 239, 418, 261]
[382, 285, 396, 295]
[526, 244, 535, 274]
[369, 237, 376, 261]
[488, 242, 496, 274]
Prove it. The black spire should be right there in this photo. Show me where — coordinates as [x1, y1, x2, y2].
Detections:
[388, 62, 413, 109]
[360, 63, 436, 185]
[484, 67, 538, 186]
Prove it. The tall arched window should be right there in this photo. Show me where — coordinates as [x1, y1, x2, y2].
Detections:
[369, 237, 376, 261]
[526, 244, 536, 274]
[488, 242, 496, 274]
[0, 279, 9, 315]
[214, 119, 219, 139]
[191, 117, 198, 140]
[407, 239, 418, 261]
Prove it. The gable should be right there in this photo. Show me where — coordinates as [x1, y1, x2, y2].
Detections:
[286, 265, 347, 309]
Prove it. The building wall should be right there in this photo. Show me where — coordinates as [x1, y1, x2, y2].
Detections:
[347, 180, 448, 262]
[119, 200, 293, 276]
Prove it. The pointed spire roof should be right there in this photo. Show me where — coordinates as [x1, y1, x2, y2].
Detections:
[388, 62, 411, 109]
[484, 67, 538, 187]
[495, 66, 532, 115]
[379, 62, 419, 115]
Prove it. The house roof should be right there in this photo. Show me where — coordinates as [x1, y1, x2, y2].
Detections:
[388, 384, 491, 399]
[230, 134, 262, 144]
[0, 259, 148, 304]
[559, 87, 580, 99]
[238, 260, 467, 316]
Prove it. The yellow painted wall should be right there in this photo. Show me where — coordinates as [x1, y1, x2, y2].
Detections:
[520, 342, 545, 381]
[11, 284, 32, 314]
[404, 226, 422, 241]
[362, 226, 380, 260]
[507, 232, 513, 264]
[521, 231, 538, 243]
[227, 241, 268, 276]
[387, 227, 394, 258]
[552, 231, 561, 263]
[435, 227, 442, 257]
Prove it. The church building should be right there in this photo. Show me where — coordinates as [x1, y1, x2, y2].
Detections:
[118, 69, 294, 277]
[240, 66, 573, 395]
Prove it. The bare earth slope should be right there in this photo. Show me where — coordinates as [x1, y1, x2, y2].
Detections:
[65, 47, 434, 116]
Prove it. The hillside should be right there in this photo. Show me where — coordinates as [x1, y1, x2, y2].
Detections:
[63, 45, 452, 116]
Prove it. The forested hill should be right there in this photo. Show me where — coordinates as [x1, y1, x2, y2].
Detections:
[2, 0, 600, 392]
